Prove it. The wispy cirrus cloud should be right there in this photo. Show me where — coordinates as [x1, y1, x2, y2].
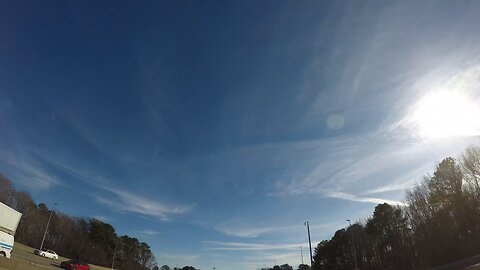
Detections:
[91, 215, 112, 222]
[161, 253, 199, 260]
[93, 188, 194, 221]
[361, 163, 433, 196]
[157, 253, 200, 267]
[30, 152, 194, 221]
[326, 191, 405, 206]
[242, 251, 302, 269]
[268, 137, 405, 197]
[0, 152, 61, 190]
[138, 229, 160, 237]
[204, 241, 308, 251]
[204, 231, 329, 268]
[203, 240, 322, 268]
[214, 225, 300, 238]
[269, 134, 478, 206]
[214, 222, 337, 238]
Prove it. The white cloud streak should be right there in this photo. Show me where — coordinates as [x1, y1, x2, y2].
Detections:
[0, 153, 61, 190]
[158, 253, 200, 267]
[326, 191, 405, 206]
[203, 241, 320, 268]
[93, 186, 194, 221]
[139, 229, 160, 236]
[204, 241, 309, 252]
[214, 222, 337, 239]
[91, 215, 112, 222]
[32, 154, 194, 221]
[214, 225, 300, 238]
[269, 134, 479, 206]
[269, 137, 411, 194]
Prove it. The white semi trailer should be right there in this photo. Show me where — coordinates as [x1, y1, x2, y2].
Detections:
[0, 201, 22, 258]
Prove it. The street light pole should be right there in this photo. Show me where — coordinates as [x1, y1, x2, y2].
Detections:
[304, 221, 313, 268]
[347, 220, 358, 270]
[299, 245, 304, 265]
[112, 238, 119, 270]
[40, 203, 57, 251]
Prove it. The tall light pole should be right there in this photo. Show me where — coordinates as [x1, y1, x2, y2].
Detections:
[299, 245, 304, 265]
[347, 220, 358, 270]
[304, 221, 313, 268]
[40, 203, 57, 251]
[112, 237, 119, 270]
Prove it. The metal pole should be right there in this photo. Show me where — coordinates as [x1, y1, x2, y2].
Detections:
[305, 221, 313, 268]
[299, 245, 304, 265]
[347, 220, 358, 270]
[40, 206, 55, 251]
[112, 238, 119, 270]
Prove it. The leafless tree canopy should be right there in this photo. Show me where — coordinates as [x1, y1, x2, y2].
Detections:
[312, 145, 480, 270]
[0, 174, 157, 270]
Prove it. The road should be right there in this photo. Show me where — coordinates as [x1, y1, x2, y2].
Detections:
[0, 242, 111, 270]
[3, 242, 480, 270]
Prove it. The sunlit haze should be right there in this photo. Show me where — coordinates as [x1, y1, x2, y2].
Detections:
[415, 91, 480, 138]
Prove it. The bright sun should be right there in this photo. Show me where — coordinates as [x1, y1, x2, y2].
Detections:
[415, 91, 480, 138]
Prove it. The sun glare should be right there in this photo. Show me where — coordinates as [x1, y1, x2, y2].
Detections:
[415, 91, 480, 138]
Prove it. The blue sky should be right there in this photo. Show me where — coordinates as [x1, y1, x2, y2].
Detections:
[1, 1, 480, 269]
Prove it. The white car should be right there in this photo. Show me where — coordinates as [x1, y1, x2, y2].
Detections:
[34, 249, 58, 260]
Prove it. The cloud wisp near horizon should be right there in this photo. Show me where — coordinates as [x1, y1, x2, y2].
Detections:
[1, 1, 480, 269]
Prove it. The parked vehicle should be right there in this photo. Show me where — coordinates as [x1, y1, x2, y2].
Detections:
[34, 249, 59, 259]
[0, 201, 22, 258]
[60, 259, 91, 270]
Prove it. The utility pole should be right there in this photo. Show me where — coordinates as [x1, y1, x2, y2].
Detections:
[347, 220, 358, 270]
[299, 245, 304, 265]
[304, 221, 313, 268]
[40, 203, 57, 251]
[112, 238, 119, 270]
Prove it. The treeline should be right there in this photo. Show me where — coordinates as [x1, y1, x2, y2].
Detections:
[260, 263, 310, 270]
[312, 145, 480, 270]
[157, 266, 199, 270]
[0, 175, 157, 270]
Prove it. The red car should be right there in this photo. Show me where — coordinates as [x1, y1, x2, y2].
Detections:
[60, 259, 91, 270]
